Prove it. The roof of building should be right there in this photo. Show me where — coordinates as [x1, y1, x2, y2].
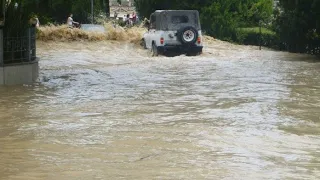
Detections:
[109, 0, 133, 7]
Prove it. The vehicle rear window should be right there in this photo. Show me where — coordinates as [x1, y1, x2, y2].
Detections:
[171, 16, 189, 24]
[150, 14, 156, 29]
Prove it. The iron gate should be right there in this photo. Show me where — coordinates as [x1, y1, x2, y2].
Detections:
[1, 28, 36, 65]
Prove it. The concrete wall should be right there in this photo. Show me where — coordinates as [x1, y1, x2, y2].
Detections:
[0, 60, 39, 85]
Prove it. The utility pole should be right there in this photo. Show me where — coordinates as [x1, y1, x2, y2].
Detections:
[91, 0, 94, 24]
[259, 21, 262, 50]
[1, 0, 5, 26]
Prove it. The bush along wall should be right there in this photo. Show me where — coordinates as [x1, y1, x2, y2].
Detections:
[234, 27, 280, 49]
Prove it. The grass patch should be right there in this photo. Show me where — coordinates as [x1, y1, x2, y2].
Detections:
[234, 27, 279, 49]
[237, 27, 276, 35]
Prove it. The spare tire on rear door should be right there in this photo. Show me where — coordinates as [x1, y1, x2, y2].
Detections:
[177, 26, 198, 45]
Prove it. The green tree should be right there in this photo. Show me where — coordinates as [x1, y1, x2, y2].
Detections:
[274, 0, 320, 54]
[4, 0, 33, 36]
[134, 0, 273, 41]
[6, 0, 111, 24]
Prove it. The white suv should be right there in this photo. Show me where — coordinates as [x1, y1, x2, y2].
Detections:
[142, 10, 203, 56]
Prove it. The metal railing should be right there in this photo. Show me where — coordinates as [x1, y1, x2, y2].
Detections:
[1, 28, 36, 65]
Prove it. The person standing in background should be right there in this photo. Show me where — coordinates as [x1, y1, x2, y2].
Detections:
[123, 14, 127, 23]
[126, 14, 131, 26]
[132, 12, 136, 25]
[29, 15, 40, 28]
[35, 17, 40, 28]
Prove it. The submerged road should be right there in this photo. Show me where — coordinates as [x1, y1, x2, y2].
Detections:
[0, 41, 319, 179]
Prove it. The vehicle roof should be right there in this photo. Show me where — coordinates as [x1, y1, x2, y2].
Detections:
[151, 10, 200, 18]
[154, 10, 199, 14]
[150, 10, 201, 31]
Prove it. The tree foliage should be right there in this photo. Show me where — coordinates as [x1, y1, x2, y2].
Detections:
[2, 0, 319, 55]
[134, 0, 273, 40]
[274, 0, 320, 54]
[3, 0, 34, 36]
[4, 0, 110, 25]
[135, 0, 319, 54]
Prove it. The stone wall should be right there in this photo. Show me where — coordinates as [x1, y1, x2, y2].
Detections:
[0, 60, 39, 85]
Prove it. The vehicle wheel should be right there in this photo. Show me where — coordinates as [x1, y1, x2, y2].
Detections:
[141, 39, 147, 49]
[186, 52, 200, 56]
[151, 43, 159, 57]
[177, 26, 198, 45]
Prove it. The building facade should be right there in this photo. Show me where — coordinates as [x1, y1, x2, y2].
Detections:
[109, 0, 135, 18]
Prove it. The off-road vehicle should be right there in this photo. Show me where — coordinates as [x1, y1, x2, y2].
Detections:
[142, 10, 203, 56]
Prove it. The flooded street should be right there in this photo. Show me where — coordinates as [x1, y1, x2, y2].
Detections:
[0, 40, 319, 179]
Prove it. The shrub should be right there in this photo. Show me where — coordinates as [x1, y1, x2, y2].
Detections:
[235, 27, 280, 49]
[4, 1, 32, 37]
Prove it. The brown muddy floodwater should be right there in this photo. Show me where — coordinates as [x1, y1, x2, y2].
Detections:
[0, 40, 320, 180]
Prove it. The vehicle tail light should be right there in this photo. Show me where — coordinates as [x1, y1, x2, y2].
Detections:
[160, 37, 164, 44]
[197, 37, 201, 44]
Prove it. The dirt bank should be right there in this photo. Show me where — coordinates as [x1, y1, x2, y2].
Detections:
[37, 23, 145, 44]
[37, 23, 275, 59]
